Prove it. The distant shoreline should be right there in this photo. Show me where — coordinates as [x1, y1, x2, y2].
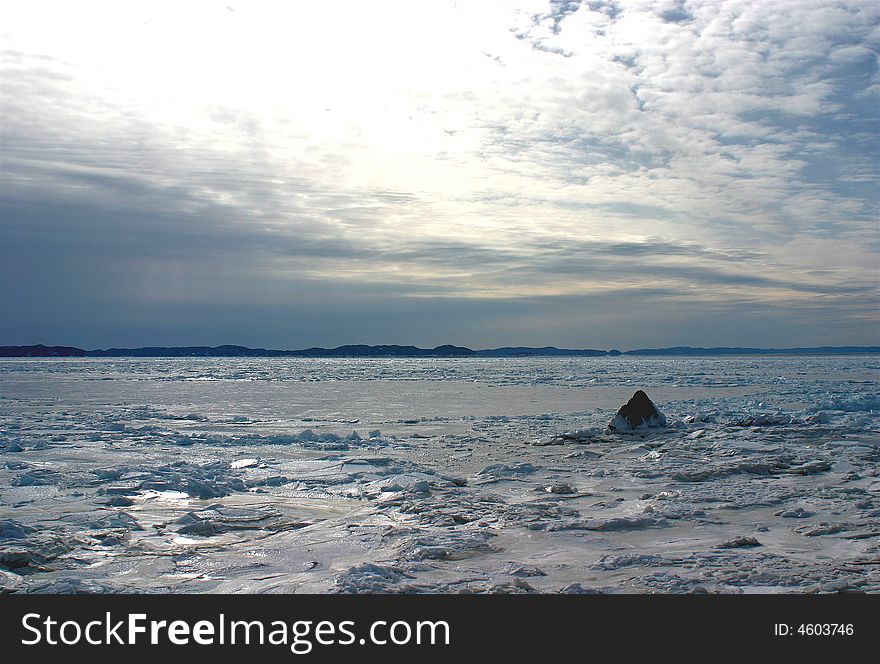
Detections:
[2, 344, 879, 358]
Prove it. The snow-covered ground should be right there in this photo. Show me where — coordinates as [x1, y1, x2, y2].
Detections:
[1, 356, 878, 594]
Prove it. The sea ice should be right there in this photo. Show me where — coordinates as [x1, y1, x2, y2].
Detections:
[1, 355, 877, 594]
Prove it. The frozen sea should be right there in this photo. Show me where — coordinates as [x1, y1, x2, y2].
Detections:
[1, 355, 878, 594]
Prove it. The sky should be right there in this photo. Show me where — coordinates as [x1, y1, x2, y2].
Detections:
[1, 0, 878, 350]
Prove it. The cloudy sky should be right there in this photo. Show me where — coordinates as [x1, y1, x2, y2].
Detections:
[1, 0, 878, 350]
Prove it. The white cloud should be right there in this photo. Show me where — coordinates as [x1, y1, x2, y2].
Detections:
[1, 0, 877, 345]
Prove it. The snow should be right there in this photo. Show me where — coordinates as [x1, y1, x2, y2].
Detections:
[0, 355, 878, 593]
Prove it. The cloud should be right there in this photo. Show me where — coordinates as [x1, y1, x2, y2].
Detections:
[1, 0, 877, 347]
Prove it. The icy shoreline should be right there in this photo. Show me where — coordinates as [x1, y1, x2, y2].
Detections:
[1, 356, 878, 594]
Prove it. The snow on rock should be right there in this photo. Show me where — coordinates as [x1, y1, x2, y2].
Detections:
[608, 390, 667, 431]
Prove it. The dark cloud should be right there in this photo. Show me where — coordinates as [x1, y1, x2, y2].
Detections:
[3, 162, 876, 349]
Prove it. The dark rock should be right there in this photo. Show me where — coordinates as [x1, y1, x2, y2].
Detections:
[609, 390, 667, 431]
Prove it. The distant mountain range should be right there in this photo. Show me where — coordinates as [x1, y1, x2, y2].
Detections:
[2, 344, 878, 358]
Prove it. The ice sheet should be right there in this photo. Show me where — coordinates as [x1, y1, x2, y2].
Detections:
[1, 356, 877, 593]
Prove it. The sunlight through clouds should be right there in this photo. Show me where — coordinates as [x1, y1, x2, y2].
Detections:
[1, 0, 878, 348]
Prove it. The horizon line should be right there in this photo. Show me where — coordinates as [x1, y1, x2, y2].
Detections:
[2, 342, 879, 358]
